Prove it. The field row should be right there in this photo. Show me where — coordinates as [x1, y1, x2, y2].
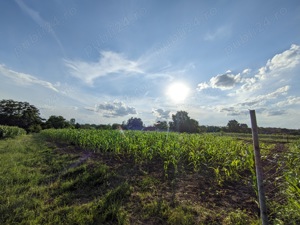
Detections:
[40, 129, 300, 223]
[41, 129, 260, 184]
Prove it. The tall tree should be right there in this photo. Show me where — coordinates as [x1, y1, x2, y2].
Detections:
[170, 111, 199, 133]
[112, 123, 122, 130]
[45, 115, 70, 129]
[126, 117, 144, 130]
[70, 118, 76, 126]
[154, 121, 168, 131]
[227, 120, 240, 133]
[0, 99, 43, 132]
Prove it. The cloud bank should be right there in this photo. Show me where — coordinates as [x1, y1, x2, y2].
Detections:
[196, 44, 300, 119]
[86, 101, 137, 118]
[152, 108, 171, 120]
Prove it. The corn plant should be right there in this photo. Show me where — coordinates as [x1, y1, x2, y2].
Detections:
[0, 125, 26, 139]
[40, 129, 257, 185]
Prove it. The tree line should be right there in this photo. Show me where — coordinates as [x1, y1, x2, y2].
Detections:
[0, 99, 299, 135]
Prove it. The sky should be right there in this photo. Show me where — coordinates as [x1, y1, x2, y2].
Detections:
[1, 0, 300, 128]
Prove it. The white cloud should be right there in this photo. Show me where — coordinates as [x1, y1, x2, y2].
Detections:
[65, 51, 144, 85]
[194, 45, 300, 125]
[152, 108, 171, 120]
[199, 44, 300, 95]
[218, 106, 248, 116]
[240, 86, 290, 107]
[256, 44, 300, 80]
[276, 96, 300, 107]
[86, 101, 137, 118]
[242, 68, 251, 74]
[0, 64, 58, 92]
[197, 72, 241, 90]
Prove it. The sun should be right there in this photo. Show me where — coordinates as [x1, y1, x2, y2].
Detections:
[167, 82, 190, 103]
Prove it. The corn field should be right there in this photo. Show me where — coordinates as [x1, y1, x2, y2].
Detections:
[40, 128, 300, 223]
[41, 129, 260, 184]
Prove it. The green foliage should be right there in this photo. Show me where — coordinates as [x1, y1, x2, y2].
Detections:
[45, 115, 71, 129]
[225, 120, 250, 133]
[41, 129, 255, 184]
[0, 125, 26, 138]
[167, 206, 196, 225]
[271, 139, 300, 224]
[0, 99, 43, 132]
[126, 117, 144, 130]
[170, 111, 199, 133]
[222, 209, 255, 225]
[0, 135, 131, 225]
[2, 133, 300, 224]
[154, 120, 168, 131]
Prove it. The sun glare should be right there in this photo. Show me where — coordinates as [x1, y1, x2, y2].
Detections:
[167, 82, 190, 103]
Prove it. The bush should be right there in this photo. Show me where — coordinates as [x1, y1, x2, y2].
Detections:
[0, 125, 26, 139]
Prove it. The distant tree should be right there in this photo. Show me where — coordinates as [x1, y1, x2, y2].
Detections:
[227, 120, 240, 133]
[98, 124, 112, 130]
[154, 121, 168, 131]
[0, 99, 43, 132]
[121, 121, 127, 130]
[188, 118, 200, 133]
[170, 111, 189, 132]
[70, 118, 76, 126]
[112, 123, 122, 130]
[226, 120, 250, 133]
[126, 117, 144, 130]
[45, 115, 70, 129]
[80, 124, 95, 129]
[206, 126, 222, 133]
[169, 111, 199, 133]
[239, 123, 251, 133]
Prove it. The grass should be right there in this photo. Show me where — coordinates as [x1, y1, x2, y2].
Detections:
[1, 133, 299, 224]
[222, 132, 300, 144]
[0, 135, 131, 224]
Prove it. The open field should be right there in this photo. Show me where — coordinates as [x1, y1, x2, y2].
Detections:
[223, 132, 300, 144]
[1, 130, 299, 224]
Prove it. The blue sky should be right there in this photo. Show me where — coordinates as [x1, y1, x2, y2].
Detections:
[1, 0, 300, 128]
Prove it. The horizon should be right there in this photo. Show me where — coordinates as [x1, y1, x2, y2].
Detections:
[1, 1, 300, 129]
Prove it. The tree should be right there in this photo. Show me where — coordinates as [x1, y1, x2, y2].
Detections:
[227, 120, 240, 132]
[188, 118, 200, 133]
[169, 111, 199, 133]
[226, 120, 250, 133]
[0, 99, 43, 132]
[112, 123, 122, 130]
[97, 124, 112, 130]
[239, 123, 250, 133]
[126, 117, 144, 130]
[154, 121, 168, 131]
[75, 123, 81, 129]
[45, 115, 70, 129]
[70, 118, 76, 126]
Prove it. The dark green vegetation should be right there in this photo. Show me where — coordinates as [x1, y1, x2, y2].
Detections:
[0, 99, 43, 133]
[1, 130, 299, 224]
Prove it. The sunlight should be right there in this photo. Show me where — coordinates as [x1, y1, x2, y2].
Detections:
[166, 82, 190, 103]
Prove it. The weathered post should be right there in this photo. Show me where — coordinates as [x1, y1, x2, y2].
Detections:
[249, 110, 268, 225]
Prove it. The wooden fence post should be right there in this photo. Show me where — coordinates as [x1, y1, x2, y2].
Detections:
[249, 110, 268, 225]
